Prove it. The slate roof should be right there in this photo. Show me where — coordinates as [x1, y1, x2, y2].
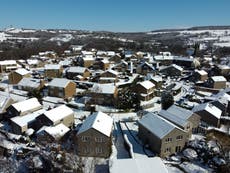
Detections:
[138, 112, 184, 139]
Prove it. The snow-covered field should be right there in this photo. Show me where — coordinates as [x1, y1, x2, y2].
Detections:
[50, 34, 74, 42]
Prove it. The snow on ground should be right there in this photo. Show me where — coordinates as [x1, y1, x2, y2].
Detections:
[180, 162, 211, 173]
[120, 121, 148, 159]
[213, 42, 230, 47]
[111, 112, 138, 122]
[0, 32, 11, 42]
[113, 122, 130, 159]
[5, 28, 36, 33]
[166, 165, 183, 173]
[50, 34, 74, 42]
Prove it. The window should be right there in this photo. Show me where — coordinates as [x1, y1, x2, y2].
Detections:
[176, 135, 183, 140]
[165, 147, 171, 153]
[165, 138, 172, 143]
[95, 137, 104, 143]
[175, 146, 181, 152]
[83, 147, 90, 153]
[95, 147, 103, 154]
[81, 136, 90, 142]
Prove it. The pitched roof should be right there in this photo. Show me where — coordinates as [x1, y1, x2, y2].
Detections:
[110, 157, 168, 173]
[91, 83, 117, 94]
[195, 69, 207, 76]
[67, 66, 88, 74]
[49, 78, 72, 88]
[139, 112, 183, 139]
[192, 103, 222, 119]
[77, 111, 113, 137]
[139, 80, 155, 90]
[18, 77, 42, 89]
[15, 68, 30, 75]
[11, 109, 46, 127]
[44, 123, 70, 140]
[211, 76, 227, 82]
[159, 105, 194, 128]
[45, 64, 61, 70]
[11, 98, 42, 115]
[43, 105, 74, 123]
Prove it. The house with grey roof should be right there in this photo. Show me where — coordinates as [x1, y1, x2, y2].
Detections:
[136, 62, 155, 75]
[159, 105, 200, 136]
[66, 66, 91, 80]
[138, 112, 187, 158]
[48, 78, 76, 99]
[89, 83, 118, 106]
[17, 77, 45, 92]
[160, 64, 183, 77]
[44, 64, 63, 79]
[192, 103, 222, 127]
[76, 111, 113, 158]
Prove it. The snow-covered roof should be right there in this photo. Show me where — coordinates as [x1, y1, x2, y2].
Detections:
[43, 105, 74, 123]
[44, 64, 61, 70]
[15, 68, 30, 75]
[0, 93, 13, 113]
[17, 77, 42, 89]
[211, 76, 227, 82]
[171, 64, 183, 71]
[0, 60, 17, 65]
[11, 109, 46, 127]
[11, 98, 42, 115]
[195, 69, 207, 75]
[159, 105, 195, 127]
[103, 69, 119, 76]
[192, 103, 222, 119]
[110, 157, 168, 173]
[77, 111, 113, 137]
[139, 80, 155, 90]
[91, 83, 117, 94]
[48, 78, 72, 88]
[150, 75, 163, 82]
[44, 123, 70, 139]
[139, 112, 184, 139]
[67, 66, 87, 74]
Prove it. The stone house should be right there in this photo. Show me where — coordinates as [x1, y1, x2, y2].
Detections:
[136, 62, 155, 75]
[135, 80, 155, 101]
[192, 103, 222, 127]
[159, 105, 201, 137]
[7, 98, 42, 118]
[76, 112, 113, 158]
[138, 112, 187, 158]
[17, 77, 45, 92]
[89, 83, 118, 106]
[194, 70, 208, 81]
[66, 66, 91, 80]
[48, 78, 76, 99]
[208, 76, 227, 89]
[0, 60, 18, 73]
[36, 105, 74, 129]
[160, 64, 183, 77]
[44, 64, 63, 79]
[10, 109, 46, 135]
[8, 68, 31, 84]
